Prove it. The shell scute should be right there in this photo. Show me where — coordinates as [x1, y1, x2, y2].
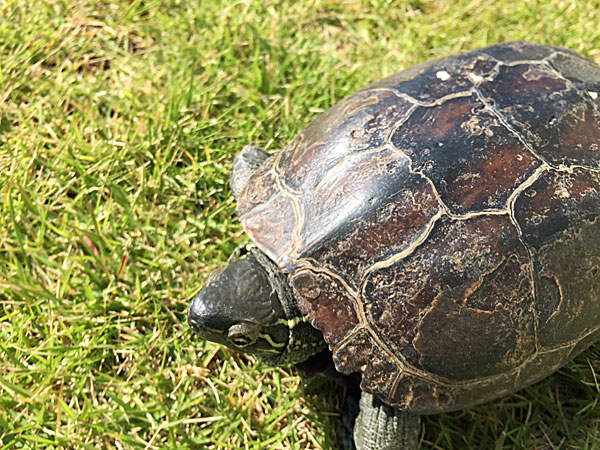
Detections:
[239, 188, 297, 268]
[548, 50, 600, 90]
[297, 150, 441, 290]
[363, 214, 535, 385]
[290, 270, 359, 345]
[238, 161, 278, 217]
[276, 89, 414, 192]
[332, 327, 400, 402]
[390, 373, 457, 413]
[515, 169, 600, 346]
[390, 93, 542, 214]
[367, 52, 497, 102]
[515, 168, 600, 249]
[477, 63, 600, 169]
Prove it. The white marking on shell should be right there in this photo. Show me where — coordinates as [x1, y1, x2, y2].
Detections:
[436, 70, 451, 81]
[555, 187, 571, 198]
[589, 91, 598, 100]
[467, 72, 484, 83]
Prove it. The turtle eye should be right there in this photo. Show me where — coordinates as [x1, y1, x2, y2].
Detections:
[230, 335, 252, 347]
[227, 322, 262, 349]
[227, 324, 256, 348]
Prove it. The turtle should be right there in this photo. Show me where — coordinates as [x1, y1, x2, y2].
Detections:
[187, 41, 600, 449]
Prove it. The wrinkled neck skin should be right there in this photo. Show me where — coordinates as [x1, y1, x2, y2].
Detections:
[250, 248, 327, 365]
[188, 245, 325, 366]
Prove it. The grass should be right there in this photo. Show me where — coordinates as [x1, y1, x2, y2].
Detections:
[0, 0, 599, 448]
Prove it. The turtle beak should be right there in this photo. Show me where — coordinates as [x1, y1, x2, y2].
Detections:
[187, 292, 206, 334]
[187, 287, 220, 336]
[187, 277, 237, 342]
[187, 269, 224, 332]
[187, 265, 235, 337]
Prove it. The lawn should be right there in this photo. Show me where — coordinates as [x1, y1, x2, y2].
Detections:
[1, 0, 600, 448]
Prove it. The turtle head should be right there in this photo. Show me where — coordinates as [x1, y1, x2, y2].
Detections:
[188, 251, 325, 364]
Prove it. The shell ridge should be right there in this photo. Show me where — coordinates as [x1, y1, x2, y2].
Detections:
[359, 210, 445, 282]
[331, 324, 365, 354]
[271, 164, 305, 261]
[504, 59, 557, 67]
[376, 86, 475, 109]
[472, 87, 551, 167]
[505, 165, 550, 353]
[385, 142, 453, 216]
[312, 145, 391, 193]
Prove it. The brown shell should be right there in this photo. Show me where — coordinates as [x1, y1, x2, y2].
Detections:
[237, 41, 600, 413]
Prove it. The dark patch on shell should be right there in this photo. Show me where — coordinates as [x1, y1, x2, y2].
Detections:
[478, 63, 600, 169]
[391, 93, 542, 214]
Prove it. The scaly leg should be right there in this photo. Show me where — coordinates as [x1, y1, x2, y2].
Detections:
[353, 392, 421, 450]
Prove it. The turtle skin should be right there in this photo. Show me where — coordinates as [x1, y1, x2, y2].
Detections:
[237, 41, 600, 414]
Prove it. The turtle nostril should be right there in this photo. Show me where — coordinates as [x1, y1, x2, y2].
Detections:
[188, 317, 206, 334]
[187, 305, 201, 331]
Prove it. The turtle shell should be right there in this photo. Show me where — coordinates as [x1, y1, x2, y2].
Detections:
[237, 41, 600, 414]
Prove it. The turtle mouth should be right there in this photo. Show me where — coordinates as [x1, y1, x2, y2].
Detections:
[187, 288, 253, 346]
[187, 298, 206, 334]
[187, 290, 223, 337]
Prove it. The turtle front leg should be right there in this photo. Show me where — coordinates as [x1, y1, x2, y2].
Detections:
[230, 144, 271, 199]
[353, 392, 421, 450]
